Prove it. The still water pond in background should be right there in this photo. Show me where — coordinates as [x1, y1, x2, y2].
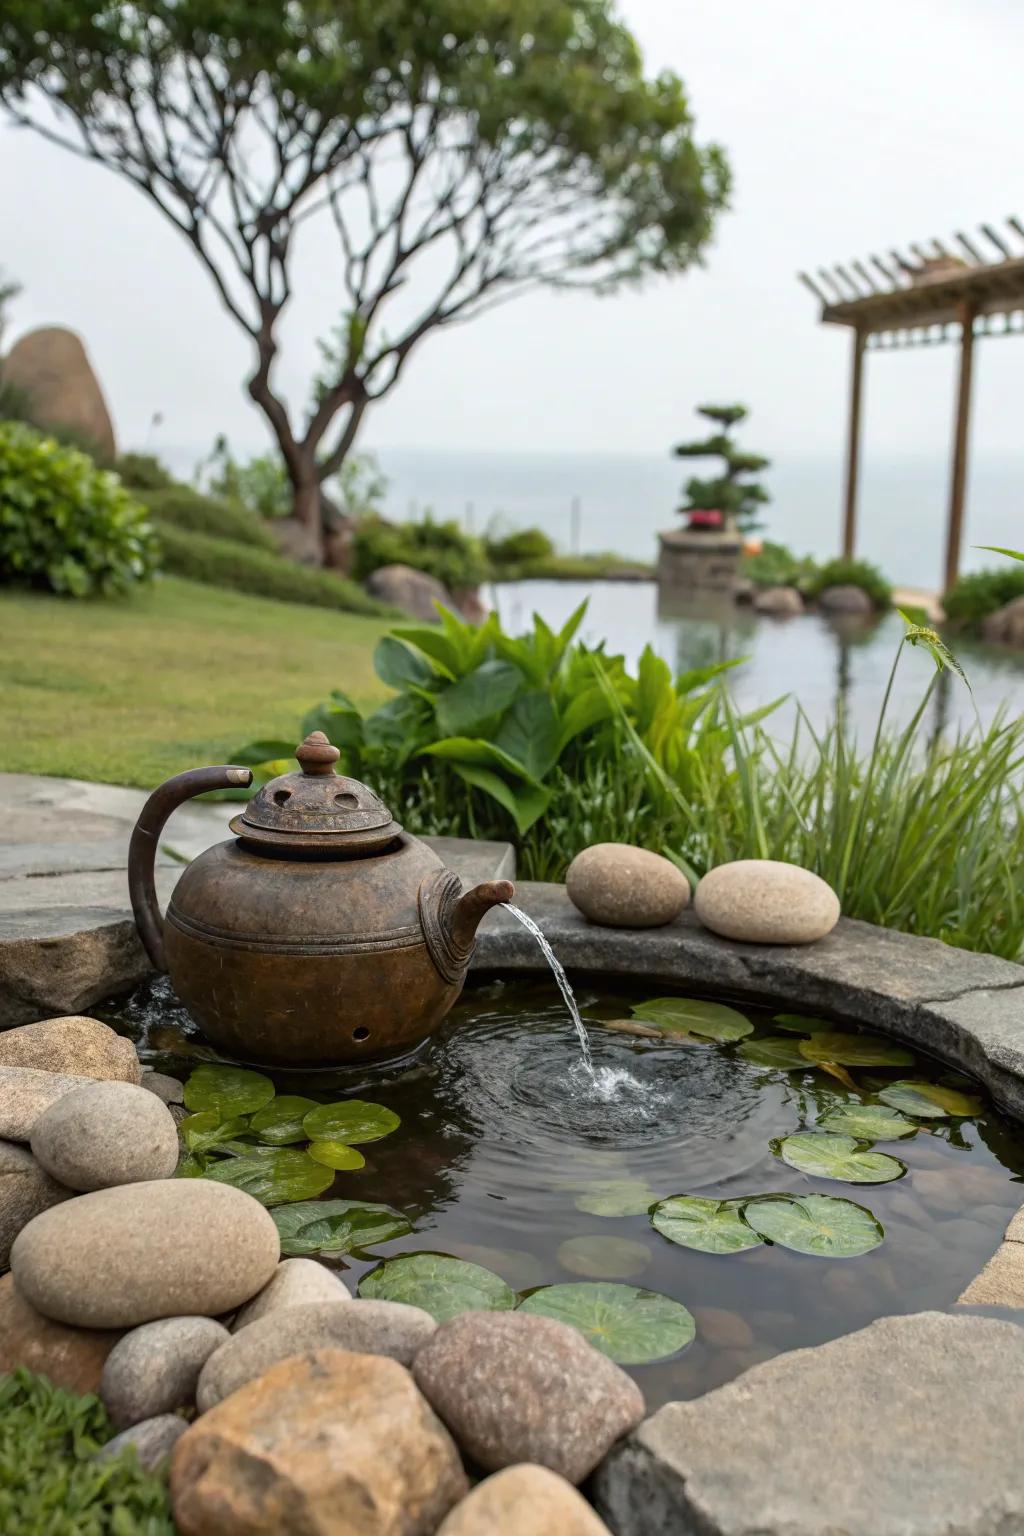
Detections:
[104, 976, 1024, 1410]
[492, 581, 1024, 738]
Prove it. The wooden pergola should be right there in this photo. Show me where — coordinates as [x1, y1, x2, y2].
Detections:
[799, 218, 1024, 591]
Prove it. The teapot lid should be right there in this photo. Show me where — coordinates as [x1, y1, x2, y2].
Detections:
[229, 732, 402, 854]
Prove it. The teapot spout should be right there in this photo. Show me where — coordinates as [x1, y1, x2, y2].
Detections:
[451, 878, 516, 950]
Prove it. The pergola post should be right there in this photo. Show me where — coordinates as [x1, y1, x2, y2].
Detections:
[841, 327, 866, 559]
[944, 303, 976, 592]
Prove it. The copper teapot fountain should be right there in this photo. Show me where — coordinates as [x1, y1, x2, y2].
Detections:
[128, 732, 514, 1066]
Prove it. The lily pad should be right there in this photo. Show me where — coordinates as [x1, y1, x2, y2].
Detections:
[306, 1140, 366, 1171]
[743, 1193, 883, 1258]
[358, 1253, 516, 1323]
[820, 1104, 917, 1141]
[773, 1014, 834, 1034]
[631, 998, 753, 1042]
[302, 1100, 401, 1144]
[557, 1235, 650, 1279]
[775, 1132, 905, 1184]
[736, 1036, 809, 1069]
[574, 1179, 659, 1217]
[272, 1198, 411, 1257]
[878, 1080, 983, 1119]
[651, 1195, 764, 1254]
[250, 1096, 320, 1145]
[183, 1064, 275, 1118]
[179, 1112, 250, 1154]
[519, 1282, 695, 1364]
[203, 1147, 334, 1206]
[798, 1033, 915, 1068]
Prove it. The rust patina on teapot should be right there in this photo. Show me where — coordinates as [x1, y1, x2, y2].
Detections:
[128, 732, 514, 1066]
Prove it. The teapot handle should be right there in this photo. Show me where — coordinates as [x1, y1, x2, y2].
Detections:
[128, 766, 253, 971]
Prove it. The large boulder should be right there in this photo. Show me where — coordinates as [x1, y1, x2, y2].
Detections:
[981, 594, 1024, 647]
[594, 1313, 1024, 1536]
[0, 1016, 141, 1083]
[10, 1179, 280, 1327]
[30, 1080, 179, 1190]
[2, 326, 116, 460]
[365, 562, 449, 620]
[0, 1140, 71, 1267]
[0, 1272, 124, 1394]
[171, 1348, 468, 1536]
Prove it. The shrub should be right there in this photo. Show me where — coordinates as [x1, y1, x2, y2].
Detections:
[806, 556, 891, 608]
[155, 521, 390, 615]
[352, 514, 488, 590]
[742, 540, 818, 592]
[116, 451, 175, 492]
[943, 566, 1024, 628]
[485, 526, 556, 567]
[0, 1368, 174, 1534]
[143, 485, 278, 551]
[0, 422, 158, 596]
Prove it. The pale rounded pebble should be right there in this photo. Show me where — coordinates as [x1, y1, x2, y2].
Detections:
[10, 1180, 280, 1328]
[436, 1464, 613, 1534]
[567, 844, 690, 930]
[694, 859, 840, 944]
[140, 1070, 184, 1106]
[232, 1257, 351, 1331]
[30, 1081, 179, 1191]
[101, 1316, 230, 1429]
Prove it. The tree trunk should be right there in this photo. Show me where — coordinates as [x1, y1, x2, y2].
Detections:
[290, 468, 325, 566]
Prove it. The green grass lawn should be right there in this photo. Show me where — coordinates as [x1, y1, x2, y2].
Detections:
[0, 577, 390, 787]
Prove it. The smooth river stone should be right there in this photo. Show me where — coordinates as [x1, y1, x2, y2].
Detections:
[198, 1299, 436, 1411]
[101, 1315, 230, 1429]
[172, 1349, 468, 1536]
[0, 1065, 103, 1141]
[10, 1179, 280, 1328]
[413, 1311, 645, 1485]
[0, 1138, 71, 1267]
[98, 1414, 189, 1472]
[0, 1016, 141, 1083]
[30, 1080, 179, 1191]
[232, 1257, 351, 1331]
[694, 859, 840, 944]
[436, 1465, 613, 1536]
[566, 844, 690, 929]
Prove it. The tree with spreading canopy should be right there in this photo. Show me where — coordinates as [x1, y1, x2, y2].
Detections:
[0, 2, 730, 559]
[674, 403, 769, 533]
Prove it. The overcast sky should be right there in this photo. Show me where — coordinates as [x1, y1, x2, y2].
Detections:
[2, 0, 1022, 471]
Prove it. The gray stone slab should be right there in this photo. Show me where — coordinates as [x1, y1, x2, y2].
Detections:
[593, 1312, 1024, 1536]
[471, 883, 1024, 1116]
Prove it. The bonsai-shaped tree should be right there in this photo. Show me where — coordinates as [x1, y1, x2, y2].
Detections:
[674, 404, 769, 534]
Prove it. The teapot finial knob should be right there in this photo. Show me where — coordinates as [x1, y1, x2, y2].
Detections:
[296, 731, 340, 776]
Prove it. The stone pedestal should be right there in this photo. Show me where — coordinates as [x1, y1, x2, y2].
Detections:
[656, 528, 742, 594]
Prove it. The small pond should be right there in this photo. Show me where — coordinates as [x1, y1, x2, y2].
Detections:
[102, 976, 1024, 1409]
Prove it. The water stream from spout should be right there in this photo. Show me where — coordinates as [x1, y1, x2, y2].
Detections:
[502, 902, 594, 1076]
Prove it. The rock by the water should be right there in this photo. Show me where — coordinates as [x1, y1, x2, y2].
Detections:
[437, 1465, 612, 1536]
[198, 1299, 436, 1411]
[566, 844, 690, 930]
[365, 562, 450, 620]
[981, 594, 1024, 647]
[11, 1179, 280, 1327]
[0, 1138, 71, 1267]
[232, 1257, 351, 1331]
[752, 585, 803, 616]
[0, 1016, 140, 1083]
[817, 583, 875, 615]
[101, 1315, 230, 1429]
[957, 1241, 1024, 1307]
[0, 1065, 101, 1141]
[30, 1080, 179, 1191]
[0, 1272, 123, 1394]
[694, 859, 840, 944]
[140, 1069, 184, 1106]
[595, 1313, 1024, 1536]
[2, 326, 117, 461]
[172, 1348, 468, 1536]
[98, 1414, 188, 1472]
[412, 1311, 644, 1485]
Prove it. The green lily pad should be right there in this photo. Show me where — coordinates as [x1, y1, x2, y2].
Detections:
[183, 1064, 275, 1118]
[250, 1096, 320, 1145]
[272, 1198, 411, 1257]
[743, 1193, 883, 1258]
[519, 1282, 695, 1365]
[203, 1147, 334, 1206]
[651, 1195, 764, 1254]
[878, 1081, 983, 1119]
[798, 1033, 914, 1068]
[573, 1179, 659, 1217]
[306, 1140, 366, 1171]
[358, 1253, 516, 1323]
[736, 1036, 809, 1069]
[775, 1132, 905, 1184]
[631, 998, 753, 1042]
[557, 1235, 650, 1279]
[773, 1014, 834, 1034]
[302, 1100, 401, 1144]
[820, 1104, 917, 1141]
[179, 1112, 250, 1154]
